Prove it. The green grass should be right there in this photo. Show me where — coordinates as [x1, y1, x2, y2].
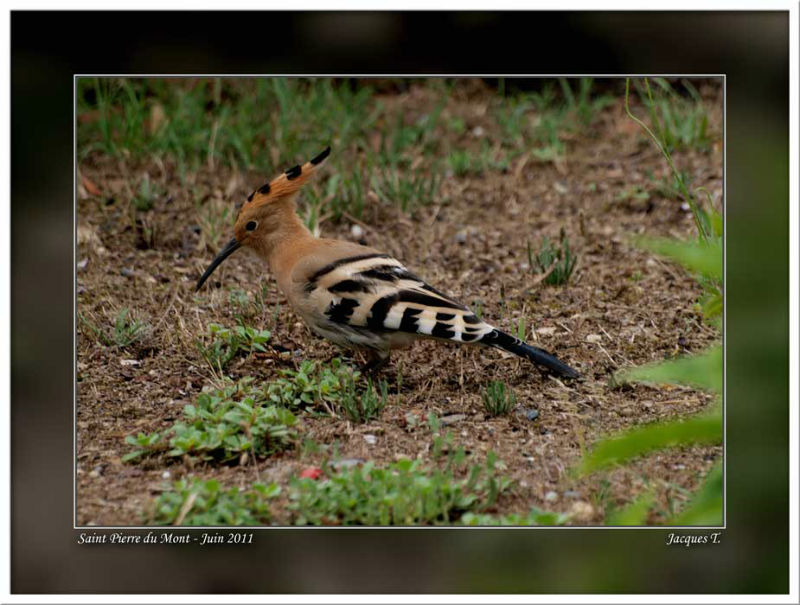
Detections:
[267, 358, 388, 422]
[301, 164, 367, 224]
[529, 233, 578, 285]
[626, 78, 720, 241]
[483, 381, 517, 417]
[559, 77, 614, 127]
[635, 77, 711, 152]
[150, 478, 281, 526]
[196, 322, 271, 371]
[79, 77, 450, 219]
[447, 142, 511, 177]
[79, 307, 150, 349]
[195, 195, 234, 253]
[370, 162, 443, 214]
[78, 78, 376, 173]
[493, 78, 611, 166]
[123, 376, 296, 463]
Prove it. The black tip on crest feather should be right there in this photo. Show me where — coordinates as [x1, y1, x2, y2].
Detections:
[285, 164, 302, 180]
[310, 146, 331, 165]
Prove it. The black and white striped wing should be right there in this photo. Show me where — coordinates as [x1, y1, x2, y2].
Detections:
[304, 253, 493, 344]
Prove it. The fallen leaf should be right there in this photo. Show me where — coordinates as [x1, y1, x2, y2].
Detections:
[80, 172, 102, 196]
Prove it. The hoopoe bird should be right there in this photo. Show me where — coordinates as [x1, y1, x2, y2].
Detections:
[196, 147, 579, 378]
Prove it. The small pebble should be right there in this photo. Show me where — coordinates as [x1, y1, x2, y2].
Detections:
[563, 490, 581, 499]
[363, 434, 377, 445]
[524, 409, 540, 422]
[586, 334, 602, 344]
[570, 501, 595, 522]
[471, 125, 485, 138]
[161, 471, 171, 480]
[544, 490, 559, 503]
[120, 267, 135, 277]
[554, 181, 568, 195]
[350, 224, 364, 239]
[77, 258, 89, 271]
[454, 230, 468, 244]
[680, 202, 691, 211]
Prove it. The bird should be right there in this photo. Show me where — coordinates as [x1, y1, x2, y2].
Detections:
[196, 147, 579, 379]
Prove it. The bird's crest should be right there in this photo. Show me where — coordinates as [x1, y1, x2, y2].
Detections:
[244, 146, 331, 208]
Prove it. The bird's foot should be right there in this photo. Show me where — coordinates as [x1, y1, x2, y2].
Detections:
[358, 355, 390, 377]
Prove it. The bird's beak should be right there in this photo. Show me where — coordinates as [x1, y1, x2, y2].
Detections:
[195, 238, 241, 292]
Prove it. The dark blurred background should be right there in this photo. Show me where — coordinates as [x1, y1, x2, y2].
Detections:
[11, 11, 788, 594]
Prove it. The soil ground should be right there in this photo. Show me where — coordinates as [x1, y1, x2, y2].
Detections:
[76, 79, 722, 526]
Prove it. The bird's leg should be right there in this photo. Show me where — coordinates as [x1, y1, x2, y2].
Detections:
[359, 351, 390, 376]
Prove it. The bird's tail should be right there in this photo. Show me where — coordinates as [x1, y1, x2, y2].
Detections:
[484, 328, 580, 379]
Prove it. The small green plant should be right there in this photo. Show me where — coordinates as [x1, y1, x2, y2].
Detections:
[196, 196, 234, 253]
[483, 381, 517, 417]
[80, 307, 150, 349]
[339, 375, 388, 423]
[495, 93, 534, 145]
[558, 77, 614, 127]
[197, 322, 271, 370]
[123, 431, 162, 461]
[447, 143, 510, 177]
[267, 358, 387, 421]
[529, 233, 578, 286]
[447, 149, 473, 176]
[288, 450, 511, 526]
[515, 314, 527, 340]
[123, 377, 296, 463]
[133, 175, 156, 211]
[149, 478, 280, 526]
[267, 358, 357, 413]
[615, 185, 651, 205]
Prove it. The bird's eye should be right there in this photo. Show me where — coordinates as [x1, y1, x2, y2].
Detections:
[245, 221, 258, 231]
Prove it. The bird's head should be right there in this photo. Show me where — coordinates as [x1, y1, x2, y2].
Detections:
[195, 146, 330, 292]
